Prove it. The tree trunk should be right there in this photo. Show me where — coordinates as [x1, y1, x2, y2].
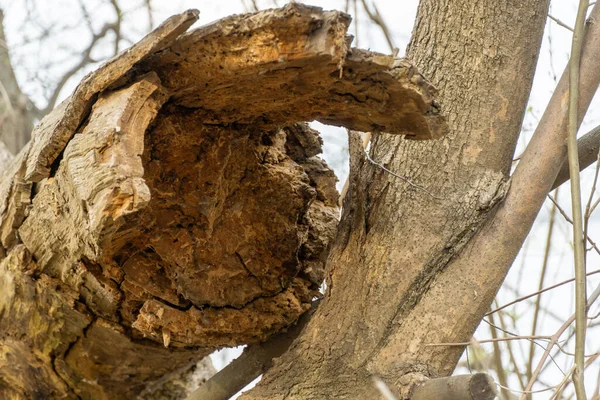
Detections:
[241, 1, 551, 399]
[0, 4, 444, 398]
[0, 9, 35, 154]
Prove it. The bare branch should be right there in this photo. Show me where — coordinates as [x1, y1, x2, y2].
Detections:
[411, 374, 498, 400]
[566, 1, 590, 394]
[359, 0, 394, 52]
[486, 268, 600, 316]
[145, 0, 154, 30]
[521, 275, 600, 398]
[553, 125, 600, 190]
[43, 22, 117, 114]
[109, 0, 123, 55]
[548, 14, 574, 31]
[527, 189, 558, 385]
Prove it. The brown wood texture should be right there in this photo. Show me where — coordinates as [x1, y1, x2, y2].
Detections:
[0, 4, 444, 398]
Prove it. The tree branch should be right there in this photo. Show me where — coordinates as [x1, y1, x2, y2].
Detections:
[109, 0, 123, 55]
[566, 1, 589, 398]
[552, 125, 600, 189]
[359, 0, 395, 53]
[411, 374, 498, 400]
[42, 22, 117, 114]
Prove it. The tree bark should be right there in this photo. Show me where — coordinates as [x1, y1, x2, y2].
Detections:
[0, 4, 444, 398]
[0, 9, 35, 154]
[241, 1, 551, 399]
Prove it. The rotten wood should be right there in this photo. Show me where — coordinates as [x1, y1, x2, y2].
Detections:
[0, 3, 445, 398]
[186, 302, 318, 400]
[24, 9, 199, 182]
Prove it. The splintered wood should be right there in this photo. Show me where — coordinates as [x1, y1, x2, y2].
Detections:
[0, 3, 446, 398]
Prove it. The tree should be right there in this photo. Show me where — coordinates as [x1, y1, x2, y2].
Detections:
[0, 1, 599, 399]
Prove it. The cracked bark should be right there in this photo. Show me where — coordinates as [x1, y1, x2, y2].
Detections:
[0, 4, 444, 398]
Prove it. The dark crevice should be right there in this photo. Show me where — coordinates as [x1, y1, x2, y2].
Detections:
[50, 315, 96, 400]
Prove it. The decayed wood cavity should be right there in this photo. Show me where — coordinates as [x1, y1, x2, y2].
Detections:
[0, 3, 446, 397]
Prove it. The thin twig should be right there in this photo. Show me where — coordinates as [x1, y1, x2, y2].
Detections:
[521, 279, 600, 399]
[109, 0, 123, 55]
[145, 0, 154, 30]
[549, 366, 577, 400]
[364, 149, 442, 200]
[583, 152, 600, 251]
[43, 22, 116, 113]
[488, 312, 515, 399]
[359, 0, 394, 52]
[427, 335, 552, 347]
[527, 188, 558, 387]
[497, 381, 567, 396]
[482, 318, 566, 376]
[567, 1, 589, 396]
[547, 194, 600, 255]
[548, 14, 575, 31]
[497, 309, 528, 391]
[487, 269, 600, 316]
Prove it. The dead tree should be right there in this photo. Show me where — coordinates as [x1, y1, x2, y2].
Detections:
[0, 4, 447, 398]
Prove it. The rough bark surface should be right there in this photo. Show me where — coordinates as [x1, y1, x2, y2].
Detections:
[241, 0, 550, 399]
[0, 4, 444, 398]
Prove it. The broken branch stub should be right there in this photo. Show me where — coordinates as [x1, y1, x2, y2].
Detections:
[0, 3, 446, 397]
[140, 6, 445, 138]
[24, 9, 200, 182]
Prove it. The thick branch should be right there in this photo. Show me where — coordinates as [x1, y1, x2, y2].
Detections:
[240, 0, 553, 398]
[411, 374, 497, 400]
[552, 125, 600, 189]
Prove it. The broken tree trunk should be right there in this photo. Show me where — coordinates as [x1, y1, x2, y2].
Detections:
[0, 4, 445, 398]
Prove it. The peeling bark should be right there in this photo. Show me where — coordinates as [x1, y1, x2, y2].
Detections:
[0, 4, 443, 398]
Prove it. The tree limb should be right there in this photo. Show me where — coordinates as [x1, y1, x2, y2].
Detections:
[552, 125, 600, 189]
[411, 374, 498, 400]
[566, 1, 589, 398]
